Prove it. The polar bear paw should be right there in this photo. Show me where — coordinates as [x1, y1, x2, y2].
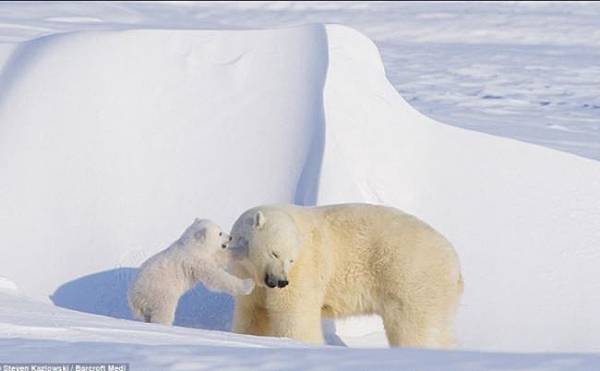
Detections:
[240, 279, 255, 295]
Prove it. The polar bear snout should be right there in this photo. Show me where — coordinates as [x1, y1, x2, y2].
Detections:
[220, 236, 233, 249]
[277, 279, 289, 288]
[264, 274, 276, 288]
[264, 273, 288, 289]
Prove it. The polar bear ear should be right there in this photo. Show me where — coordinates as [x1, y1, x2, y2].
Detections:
[253, 211, 266, 230]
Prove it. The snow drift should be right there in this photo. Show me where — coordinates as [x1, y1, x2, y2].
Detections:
[1, 24, 600, 358]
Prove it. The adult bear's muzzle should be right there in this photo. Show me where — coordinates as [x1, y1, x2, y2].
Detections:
[264, 273, 288, 288]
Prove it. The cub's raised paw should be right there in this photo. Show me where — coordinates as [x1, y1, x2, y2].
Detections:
[240, 279, 255, 295]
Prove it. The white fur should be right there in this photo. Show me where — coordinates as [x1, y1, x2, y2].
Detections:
[128, 218, 254, 325]
[229, 203, 463, 348]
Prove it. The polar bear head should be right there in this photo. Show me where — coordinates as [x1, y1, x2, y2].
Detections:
[229, 207, 301, 289]
[179, 218, 232, 265]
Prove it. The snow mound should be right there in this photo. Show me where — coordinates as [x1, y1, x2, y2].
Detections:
[0, 24, 327, 297]
[1, 24, 600, 356]
[0, 276, 18, 293]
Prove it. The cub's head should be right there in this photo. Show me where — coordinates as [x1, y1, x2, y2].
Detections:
[229, 207, 301, 289]
[180, 218, 232, 263]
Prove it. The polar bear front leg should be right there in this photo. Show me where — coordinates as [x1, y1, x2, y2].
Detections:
[232, 296, 270, 336]
[199, 266, 255, 296]
[267, 298, 324, 345]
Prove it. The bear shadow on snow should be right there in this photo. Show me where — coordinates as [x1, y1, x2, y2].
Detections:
[51, 267, 346, 345]
[50, 267, 235, 331]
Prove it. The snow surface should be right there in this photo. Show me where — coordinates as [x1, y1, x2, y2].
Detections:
[3, 293, 600, 371]
[1, 2, 600, 370]
[0, 1, 599, 160]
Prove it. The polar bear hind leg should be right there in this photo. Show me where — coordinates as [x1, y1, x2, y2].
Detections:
[148, 305, 176, 325]
[381, 296, 457, 348]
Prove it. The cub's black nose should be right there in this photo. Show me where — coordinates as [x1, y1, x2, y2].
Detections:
[221, 244, 227, 249]
[264, 274, 277, 288]
[277, 280, 289, 288]
[229, 236, 232, 241]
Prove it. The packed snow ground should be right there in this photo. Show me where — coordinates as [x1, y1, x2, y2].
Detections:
[3, 292, 600, 371]
[1, 2, 600, 370]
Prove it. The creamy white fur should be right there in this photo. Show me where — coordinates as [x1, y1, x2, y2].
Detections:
[128, 219, 254, 325]
[229, 203, 463, 348]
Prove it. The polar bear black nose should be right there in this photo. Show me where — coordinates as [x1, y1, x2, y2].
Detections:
[277, 280, 288, 288]
[264, 274, 278, 288]
[229, 236, 232, 241]
[221, 244, 227, 249]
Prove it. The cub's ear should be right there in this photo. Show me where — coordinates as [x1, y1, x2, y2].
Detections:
[254, 210, 265, 229]
[193, 229, 206, 242]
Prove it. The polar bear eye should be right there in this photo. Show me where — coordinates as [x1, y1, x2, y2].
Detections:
[271, 252, 279, 259]
[290, 259, 294, 263]
[219, 232, 223, 237]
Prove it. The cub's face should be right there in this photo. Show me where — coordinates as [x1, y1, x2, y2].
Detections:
[229, 209, 301, 289]
[183, 219, 232, 265]
[200, 222, 231, 251]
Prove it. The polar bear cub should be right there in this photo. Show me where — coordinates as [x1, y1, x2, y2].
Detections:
[128, 218, 254, 325]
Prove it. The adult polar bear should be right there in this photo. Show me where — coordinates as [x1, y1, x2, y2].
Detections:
[229, 203, 463, 348]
